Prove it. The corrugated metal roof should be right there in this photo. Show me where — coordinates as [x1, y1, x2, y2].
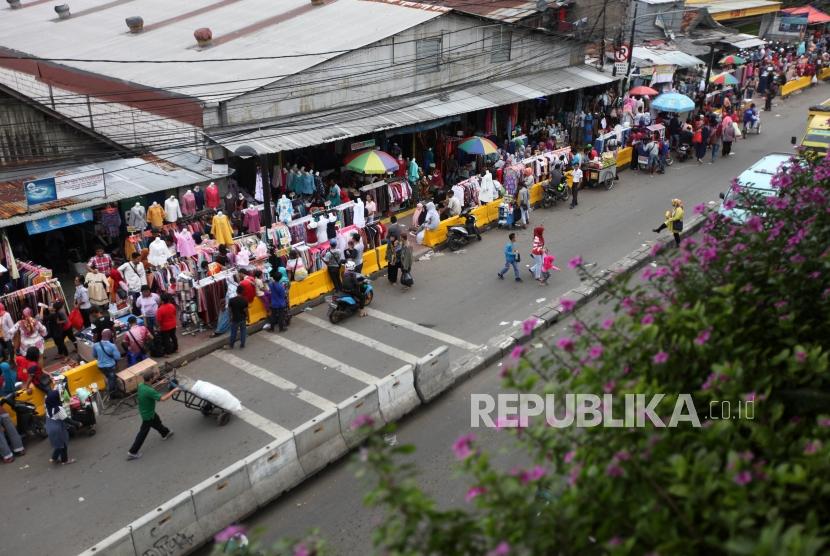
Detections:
[0, 153, 213, 228]
[209, 65, 618, 154]
[698, 0, 780, 14]
[423, 0, 545, 22]
[0, 0, 446, 102]
[632, 46, 705, 68]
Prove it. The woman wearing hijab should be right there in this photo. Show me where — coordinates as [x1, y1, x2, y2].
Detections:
[45, 389, 74, 465]
[0, 361, 17, 396]
[108, 268, 128, 303]
[529, 226, 546, 282]
[46, 300, 76, 360]
[652, 198, 685, 247]
[0, 303, 14, 361]
[10, 307, 47, 356]
[93, 329, 121, 396]
[417, 202, 440, 244]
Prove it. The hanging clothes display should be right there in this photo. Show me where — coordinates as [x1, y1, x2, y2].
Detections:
[148, 238, 173, 267]
[211, 213, 234, 246]
[353, 198, 366, 228]
[224, 194, 235, 216]
[181, 190, 197, 216]
[242, 207, 261, 234]
[205, 183, 220, 209]
[479, 171, 498, 203]
[126, 204, 147, 229]
[255, 169, 264, 203]
[175, 230, 197, 258]
[98, 207, 122, 238]
[277, 196, 293, 223]
[147, 203, 165, 229]
[193, 186, 205, 210]
[0, 279, 66, 323]
[164, 197, 182, 223]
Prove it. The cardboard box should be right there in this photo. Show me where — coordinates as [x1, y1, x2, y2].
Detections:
[116, 359, 159, 394]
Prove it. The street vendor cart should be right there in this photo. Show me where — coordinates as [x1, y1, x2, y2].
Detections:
[584, 152, 617, 190]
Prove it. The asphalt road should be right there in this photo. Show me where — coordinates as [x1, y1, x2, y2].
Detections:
[202, 86, 830, 555]
[4, 84, 824, 556]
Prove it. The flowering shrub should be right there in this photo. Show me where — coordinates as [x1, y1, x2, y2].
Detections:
[219, 154, 830, 555]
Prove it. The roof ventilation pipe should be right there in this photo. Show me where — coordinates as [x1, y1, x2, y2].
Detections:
[194, 27, 213, 47]
[126, 16, 144, 33]
[54, 3, 70, 19]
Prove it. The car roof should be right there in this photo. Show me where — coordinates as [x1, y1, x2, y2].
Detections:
[735, 153, 790, 192]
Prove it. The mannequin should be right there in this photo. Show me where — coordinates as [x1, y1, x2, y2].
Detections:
[479, 170, 498, 203]
[126, 202, 147, 229]
[224, 192, 235, 216]
[236, 246, 250, 267]
[174, 227, 197, 257]
[314, 215, 328, 245]
[147, 201, 165, 229]
[205, 182, 220, 209]
[287, 165, 298, 194]
[306, 218, 318, 245]
[148, 236, 173, 266]
[255, 239, 268, 259]
[277, 194, 292, 224]
[242, 206, 261, 233]
[353, 197, 366, 228]
[314, 171, 324, 197]
[235, 193, 248, 213]
[255, 167, 264, 203]
[326, 212, 337, 240]
[181, 189, 196, 216]
[302, 169, 314, 195]
[193, 185, 205, 210]
[164, 195, 182, 223]
[423, 147, 434, 170]
[211, 210, 234, 246]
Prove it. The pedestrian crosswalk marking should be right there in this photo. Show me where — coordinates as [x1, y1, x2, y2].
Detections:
[261, 334, 380, 385]
[298, 314, 420, 365]
[236, 405, 292, 440]
[364, 308, 481, 352]
[212, 351, 337, 411]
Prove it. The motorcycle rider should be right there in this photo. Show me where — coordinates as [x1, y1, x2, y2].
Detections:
[341, 261, 367, 317]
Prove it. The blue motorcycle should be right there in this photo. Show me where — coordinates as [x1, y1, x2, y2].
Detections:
[327, 279, 374, 324]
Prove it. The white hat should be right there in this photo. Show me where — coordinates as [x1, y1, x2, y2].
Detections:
[345, 260, 356, 271]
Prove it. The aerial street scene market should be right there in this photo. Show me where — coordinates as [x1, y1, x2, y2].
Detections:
[1, 0, 829, 554]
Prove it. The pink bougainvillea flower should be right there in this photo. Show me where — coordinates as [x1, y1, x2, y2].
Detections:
[694, 329, 711, 346]
[818, 418, 830, 428]
[652, 351, 669, 364]
[522, 317, 538, 336]
[605, 463, 624, 478]
[293, 544, 311, 556]
[571, 321, 585, 335]
[559, 298, 576, 312]
[607, 537, 623, 547]
[733, 471, 752, 486]
[804, 440, 822, 455]
[214, 525, 247, 543]
[452, 433, 476, 460]
[795, 350, 807, 364]
[641, 314, 654, 326]
[568, 255, 584, 269]
[465, 486, 486, 502]
[601, 318, 615, 330]
[487, 541, 511, 556]
[563, 450, 576, 464]
[556, 337, 575, 352]
[350, 414, 375, 430]
[603, 380, 616, 393]
[509, 345, 524, 360]
[588, 345, 604, 360]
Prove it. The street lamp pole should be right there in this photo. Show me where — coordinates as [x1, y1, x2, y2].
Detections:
[625, 1, 639, 89]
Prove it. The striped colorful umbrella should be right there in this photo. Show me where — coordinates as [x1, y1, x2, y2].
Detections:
[719, 54, 746, 66]
[458, 136, 499, 155]
[710, 72, 739, 86]
[344, 149, 399, 174]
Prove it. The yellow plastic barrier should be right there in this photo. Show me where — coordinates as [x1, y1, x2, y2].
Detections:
[248, 296, 268, 324]
[820, 67, 830, 81]
[289, 269, 334, 307]
[616, 146, 633, 168]
[376, 243, 389, 270]
[362, 247, 380, 275]
[781, 76, 811, 97]
[529, 182, 543, 205]
[471, 204, 491, 227]
[422, 216, 462, 247]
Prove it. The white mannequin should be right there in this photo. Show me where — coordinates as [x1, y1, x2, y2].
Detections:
[353, 197, 366, 228]
[277, 194, 292, 224]
[315, 215, 328, 244]
[127, 202, 147, 229]
[148, 236, 172, 266]
[217, 210, 223, 216]
[164, 195, 182, 222]
[479, 170, 497, 203]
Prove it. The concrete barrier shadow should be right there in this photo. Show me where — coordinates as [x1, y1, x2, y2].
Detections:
[413, 345, 451, 403]
[293, 408, 348, 477]
[377, 364, 421, 423]
[337, 384, 384, 448]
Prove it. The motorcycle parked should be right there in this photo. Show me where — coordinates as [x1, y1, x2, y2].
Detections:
[328, 278, 374, 324]
[0, 391, 47, 440]
[676, 143, 691, 162]
[447, 207, 481, 251]
[541, 180, 570, 208]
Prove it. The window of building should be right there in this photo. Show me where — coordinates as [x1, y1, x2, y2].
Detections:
[491, 28, 512, 63]
[416, 36, 442, 74]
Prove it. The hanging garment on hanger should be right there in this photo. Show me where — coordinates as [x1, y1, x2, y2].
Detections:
[175, 230, 197, 257]
[164, 198, 183, 222]
[194, 187, 205, 210]
[211, 214, 234, 246]
[126, 205, 147, 229]
[148, 238, 173, 266]
[181, 190, 197, 216]
[255, 170, 264, 203]
[353, 198, 366, 228]
[205, 184, 220, 209]
[100, 208, 122, 238]
[242, 208, 261, 234]
[147, 204, 165, 229]
[277, 197, 293, 223]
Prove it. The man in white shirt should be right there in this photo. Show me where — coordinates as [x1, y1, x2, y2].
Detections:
[446, 190, 462, 218]
[570, 165, 583, 209]
[350, 232, 365, 274]
[118, 252, 148, 299]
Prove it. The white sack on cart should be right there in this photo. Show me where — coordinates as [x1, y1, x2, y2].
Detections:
[189, 380, 242, 413]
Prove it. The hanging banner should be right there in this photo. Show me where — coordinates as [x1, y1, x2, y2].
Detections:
[652, 64, 675, 84]
[25, 208, 93, 235]
[25, 169, 105, 207]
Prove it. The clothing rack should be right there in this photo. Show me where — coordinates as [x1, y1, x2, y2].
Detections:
[0, 278, 67, 324]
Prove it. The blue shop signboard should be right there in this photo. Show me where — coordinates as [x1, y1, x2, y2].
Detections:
[26, 209, 93, 235]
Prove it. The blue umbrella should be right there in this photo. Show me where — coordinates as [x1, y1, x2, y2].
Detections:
[651, 92, 695, 113]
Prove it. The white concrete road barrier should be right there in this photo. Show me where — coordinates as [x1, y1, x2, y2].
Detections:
[293, 407, 349, 476]
[129, 490, 204, 556]
[191, 460, 258, 544]
[337, 384, 384, 448]
[79, 526, 135, 556]
[413, 345, 451, 403]
[245, 435, 305, 508]
[377, 364, 420, 422]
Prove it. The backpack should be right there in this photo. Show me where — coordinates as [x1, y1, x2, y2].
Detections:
[148, 334, 165, 358]
[692, 130, 703, 144]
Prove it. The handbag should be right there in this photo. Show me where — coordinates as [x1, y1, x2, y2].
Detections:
[674, 220, 684, 232]
[400, 271, 414, 288]
[515, 252, 521, 262]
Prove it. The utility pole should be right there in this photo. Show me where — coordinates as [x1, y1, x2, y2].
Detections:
[601, 3, 607, 70]
[625, 1, 639, 89]
[703, 44, 716, 94]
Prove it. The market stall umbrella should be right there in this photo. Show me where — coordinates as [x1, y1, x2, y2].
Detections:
[719, 54, 746, 66]
[458, 136, 499, 155]
[710, 72, 739, 86]
[651, 92, 695, 113]
[344, 149, 399, 174]
[629, 86, 658, 96]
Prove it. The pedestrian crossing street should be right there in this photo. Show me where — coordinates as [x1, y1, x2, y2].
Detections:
[184, 306, 483, 439]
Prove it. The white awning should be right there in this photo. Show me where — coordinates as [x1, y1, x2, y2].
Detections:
[208, 65, 618, 154]
[632, 47, 706, 69]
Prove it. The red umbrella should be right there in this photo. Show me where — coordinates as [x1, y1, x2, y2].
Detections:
[629, 86, 658, 96]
